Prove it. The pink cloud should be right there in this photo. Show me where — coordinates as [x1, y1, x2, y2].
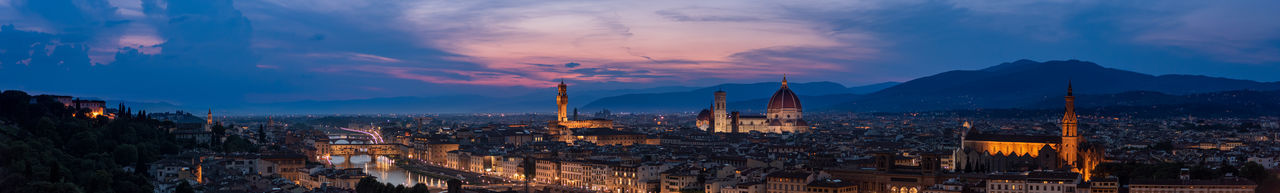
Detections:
[304, 52, 403, 63]
[394, 1, 884, 86]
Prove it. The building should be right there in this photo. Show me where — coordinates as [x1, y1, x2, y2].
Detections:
[767, 171, 815, 193]
[806, 179, 858, 193]
[953, 83, 1104, 180]
[1088, 176, 1118, 193]
[661, 169, 702, 193]
[1129, 178, 1256, 193]
[260, 153, 308, 183]
[548, 80, 616, 143]
[427, 142, 459, 165]
[570, 128, 650, 146]
[34, 95, 106, 118]
[986, 171, 1081, 193]
[73, 99, 106, 118]
[825, 152, 950, 193]
[698, 76, 809, 133]
[922, 179, 965, 193]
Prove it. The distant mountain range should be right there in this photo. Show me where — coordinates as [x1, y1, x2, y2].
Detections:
[937, 90, 1280, 118]
[827, 59, 1280, 112]
[95, 59, 1280, 115]
[578, 81, 872, 112]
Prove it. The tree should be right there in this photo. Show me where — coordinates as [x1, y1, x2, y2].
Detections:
[114, 144, 139, 166]
[222, 135, 257, 153]
[211, 124, 226, 140]
[1217, 163, 1239, 178]
[1191, 165, 1216, 180]
[175, 181, 195, 193]
[0, 93, 186, 193]
[410, 183, 430, 193]
[258, 124, 267, 142]
[356, 177, 381, 193]
[1239, 162, 1269, 182]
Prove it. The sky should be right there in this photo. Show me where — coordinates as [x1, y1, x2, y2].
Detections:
[1, 0, 1278, 108]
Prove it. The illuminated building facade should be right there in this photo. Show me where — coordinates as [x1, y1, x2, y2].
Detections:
[953, 83, 1104, 181]
[825, 152, 948, 193]
[697, 76, 809, 133]
[1129, 178, 1256, 193]
[38, 95, 106, 118]
[548, 80, 616, 143]
[73, 99, 106, 118]
[986, 171, 1082, 193]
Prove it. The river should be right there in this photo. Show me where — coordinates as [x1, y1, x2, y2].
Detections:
[328, 155, 450, 188]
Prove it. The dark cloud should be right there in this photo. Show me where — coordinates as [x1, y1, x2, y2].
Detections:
[0, 0, 275, 107]
[564, 62, 581, 68]
[14, 0, 119, 31]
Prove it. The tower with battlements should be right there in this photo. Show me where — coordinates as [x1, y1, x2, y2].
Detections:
[557, 80, 568, 122]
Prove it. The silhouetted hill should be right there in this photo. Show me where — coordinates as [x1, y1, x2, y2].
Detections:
[934, 90, 1280, 118]
[848, 82, 900, 94]
[1027, 90, 1280, 116]
[830, 59, 1280, 112]
[725, 94, 862, 114]
[581, 81, 854, 112]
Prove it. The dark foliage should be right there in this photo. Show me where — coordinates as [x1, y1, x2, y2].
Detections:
[0, 90, 188, 193]
[356, 177, 429, 193]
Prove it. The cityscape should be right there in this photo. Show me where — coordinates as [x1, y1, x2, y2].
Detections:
[2, 1, 1280, 193]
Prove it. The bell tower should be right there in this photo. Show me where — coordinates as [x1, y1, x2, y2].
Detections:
[713, 90, 728, 132]
[557, 80, 568, 122]
[205, 109, 213, 131]
[1060, 82, 1080, 169]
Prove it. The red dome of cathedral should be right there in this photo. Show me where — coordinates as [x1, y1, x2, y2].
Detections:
[766, 76, 801, 111]
[697, 109, 712, 121]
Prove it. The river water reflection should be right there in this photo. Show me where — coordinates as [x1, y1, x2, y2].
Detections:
[328, 155, 449, 188]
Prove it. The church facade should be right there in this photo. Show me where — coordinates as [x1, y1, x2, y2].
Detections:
[952, 83, 1105, 181]
[697, 76, 808, 133]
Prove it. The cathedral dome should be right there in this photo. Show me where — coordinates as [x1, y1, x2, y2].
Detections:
[697, 109, 712, 121]
[767, 77, 801, 111]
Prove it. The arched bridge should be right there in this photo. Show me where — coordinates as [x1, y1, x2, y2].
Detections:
[328, 144, 409, 157]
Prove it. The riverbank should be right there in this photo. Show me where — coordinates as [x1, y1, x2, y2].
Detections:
[392, 158, 473, 184]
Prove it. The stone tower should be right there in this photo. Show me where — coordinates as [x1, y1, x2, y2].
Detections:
[557, 80, 568, 122]
[713, 90, 729, 132]
[205, 109, 213, 131]
[1060, 82, 1080, 169]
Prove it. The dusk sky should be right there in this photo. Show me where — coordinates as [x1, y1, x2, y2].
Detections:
[2, 0, 1278, 107]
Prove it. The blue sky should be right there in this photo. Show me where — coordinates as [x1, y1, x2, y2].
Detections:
[1, 0, 1278, 107]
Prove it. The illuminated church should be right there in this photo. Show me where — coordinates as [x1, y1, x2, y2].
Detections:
[952, 83, 1104, 180]
[696, 76, 808, 133]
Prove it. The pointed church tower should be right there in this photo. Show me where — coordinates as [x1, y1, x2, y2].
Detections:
[205, 109, 214, 132]
[1060, 81, 1080, 169]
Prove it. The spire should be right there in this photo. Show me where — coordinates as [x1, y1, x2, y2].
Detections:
[781, 74, 788, 88]
[1062, 81, 1077, 136]
[1067, 80, 1073, 96]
